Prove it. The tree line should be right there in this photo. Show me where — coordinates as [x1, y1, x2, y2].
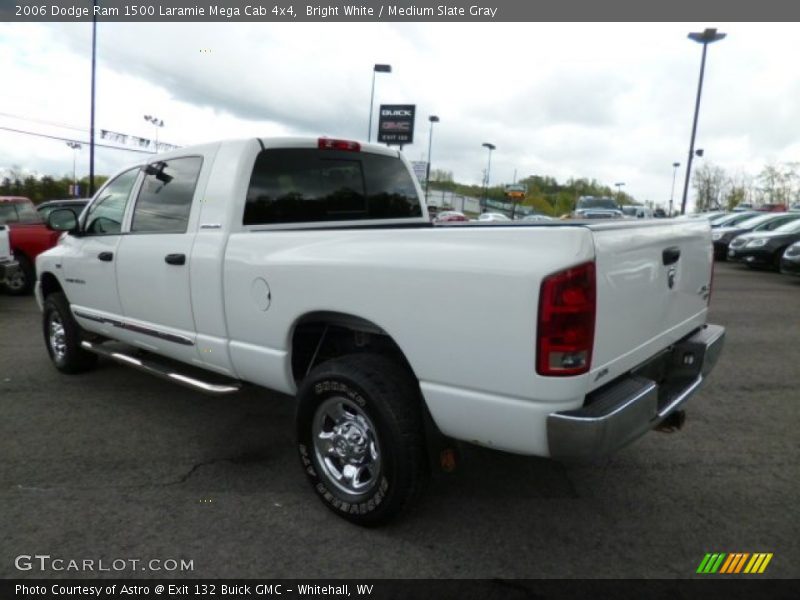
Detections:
[429, 169, 635, 216]
[0, 169, 107, 204]
[4, 161, 797, 214]
[692, 161, 800, 212]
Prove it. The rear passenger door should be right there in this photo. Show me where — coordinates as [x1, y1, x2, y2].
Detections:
[114, 157, 203, 362]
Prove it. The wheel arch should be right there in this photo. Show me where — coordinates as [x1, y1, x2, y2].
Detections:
[39, 271, 65, 300]
[288, 311, 418, 387]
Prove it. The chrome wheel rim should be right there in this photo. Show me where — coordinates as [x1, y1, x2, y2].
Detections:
[312, 396, 382, 497]
[48, 314, 67, 361]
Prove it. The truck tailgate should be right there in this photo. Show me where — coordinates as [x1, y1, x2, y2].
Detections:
[588, 219, 713, 390]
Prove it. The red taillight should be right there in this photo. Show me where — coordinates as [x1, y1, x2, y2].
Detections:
[318, 138, 361, 152]
[537, 262, 596, 376]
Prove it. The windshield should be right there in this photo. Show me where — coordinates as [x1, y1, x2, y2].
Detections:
[772, 218, 800, 233]
[577, 197, 618, 210]
[735, 213, 782, 229]
[713, 212, 753, 227]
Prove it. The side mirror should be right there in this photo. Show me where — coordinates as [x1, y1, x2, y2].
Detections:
[47, 208, 79, 233]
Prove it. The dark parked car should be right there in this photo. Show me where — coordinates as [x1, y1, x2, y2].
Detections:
[711, 212, 800, 260]
[780, 241, 800, 276]
[36, 199, 89, 221]
[727, 218, 800, 270]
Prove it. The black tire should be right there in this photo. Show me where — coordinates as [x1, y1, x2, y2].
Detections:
[42, 292, 98, 374]
[773, 248, 786, 271]
[296, 354, 428, 526]
[4, 253, 34, 296]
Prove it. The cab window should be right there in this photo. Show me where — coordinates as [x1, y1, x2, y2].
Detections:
[130, 157, 203, 234]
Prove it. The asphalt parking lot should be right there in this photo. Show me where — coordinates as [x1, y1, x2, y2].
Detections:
[0, 262, 798, 580]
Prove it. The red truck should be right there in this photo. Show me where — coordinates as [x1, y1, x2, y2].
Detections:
[0, 196, 61, 295]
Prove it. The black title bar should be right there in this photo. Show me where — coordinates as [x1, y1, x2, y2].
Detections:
[2, 0, 799, 22]
[3, 579, 799, 600]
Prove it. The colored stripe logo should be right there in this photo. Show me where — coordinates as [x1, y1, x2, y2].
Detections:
[697, 552, 773, 574]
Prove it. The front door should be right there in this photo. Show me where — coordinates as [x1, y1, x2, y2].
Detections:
[63, 168, 140, 334]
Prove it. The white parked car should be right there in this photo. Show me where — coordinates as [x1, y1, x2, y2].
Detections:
[477, 212, 511, 222]
[520, 214, 554, 222]
[36, 137, 725, 525]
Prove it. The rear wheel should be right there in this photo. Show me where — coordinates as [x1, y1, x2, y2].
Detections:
[42, 292, 98, 373]
[4, 254, 34, 295]
[296, 354, 428, 526]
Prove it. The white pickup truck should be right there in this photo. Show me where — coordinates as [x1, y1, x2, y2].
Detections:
[36, 137, 725, 525]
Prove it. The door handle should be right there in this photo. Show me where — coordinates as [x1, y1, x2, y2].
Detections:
[662, 246, 681, 266]
[164, 253, 186, 265]
[98, 251, 113, 262]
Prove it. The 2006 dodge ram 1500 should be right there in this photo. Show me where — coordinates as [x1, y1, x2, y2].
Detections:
[36, 137, 725, 525]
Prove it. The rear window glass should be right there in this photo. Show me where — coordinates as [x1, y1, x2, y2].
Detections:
[577, 197, 618, 210]
[15, 201, 41, 223]
[244, 149, 422, 225]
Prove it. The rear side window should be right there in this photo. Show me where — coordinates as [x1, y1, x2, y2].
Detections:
[131, 157, 203, 234]
[244, 149, 422, 225]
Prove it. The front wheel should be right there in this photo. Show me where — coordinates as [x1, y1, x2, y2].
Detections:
[296, 354, 428, 526]
[42, 292, 98, 373]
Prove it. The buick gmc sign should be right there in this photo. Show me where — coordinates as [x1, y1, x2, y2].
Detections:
[378, 104, 416, 145]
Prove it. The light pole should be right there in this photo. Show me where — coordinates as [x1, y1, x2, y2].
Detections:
[669, 162, 680, 217]
[89, 0, 97, 196]
[615, 181, 625, 204]
[680, 28, 726, 215]
[66, 142, 81, 195]
[367, 64, 391, 143]
[144, 115, 165, 152]
[482, 142, 495, 211]
[425, 115, 439, 204]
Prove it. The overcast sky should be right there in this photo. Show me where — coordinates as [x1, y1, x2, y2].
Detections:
[1, 22, 799, 209]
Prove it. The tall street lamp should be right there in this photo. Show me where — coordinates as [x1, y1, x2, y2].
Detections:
[66, 142, 82, 195]
[425, 115, 439, 204]
[89, 0, 97, 196]
[481, 143, 495, 210]
[367, 64, 391, 143]
[144, 114, 165, 152]
[669, 162, 680, 217]
[680, 27, 726, 215]
[615, 181, 625, 204]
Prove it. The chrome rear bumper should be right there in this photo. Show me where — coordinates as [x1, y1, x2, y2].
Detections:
[547, 324, 725, 460]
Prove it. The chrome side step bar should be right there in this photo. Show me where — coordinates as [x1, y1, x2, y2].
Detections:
[81, 341, 242, 395]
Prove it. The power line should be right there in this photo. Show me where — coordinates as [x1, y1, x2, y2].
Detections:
[0, 111, 87, 133]
[0, 125, 155, 155]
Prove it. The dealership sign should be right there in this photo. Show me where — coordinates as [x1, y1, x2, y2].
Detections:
[378, 104, 415, 145]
